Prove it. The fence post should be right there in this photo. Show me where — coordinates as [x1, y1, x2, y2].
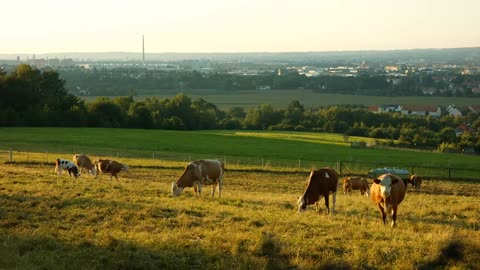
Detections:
[261, 157, 264, 168]
[298, 160, 301, 170]
[9, 148, 13, 162]
[152, 153, 155, 159]
[338, 160, 342, 175]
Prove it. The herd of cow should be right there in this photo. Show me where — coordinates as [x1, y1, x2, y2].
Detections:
[54, 154, 129, 180]
[54, 156, 422, 228]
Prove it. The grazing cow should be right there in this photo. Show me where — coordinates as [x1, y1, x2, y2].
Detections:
[370, 173, 406, 227]
[55, 159, 80, 179]
[73, 154, 97, 176]
[408, 174, 422, 191]
[343, 176, 370, 197]
[297, 168, 339, 214]
[94, 159, 129, 180]
[171, 159, 224, 197]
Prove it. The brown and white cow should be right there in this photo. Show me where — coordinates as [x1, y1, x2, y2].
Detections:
[408, 174, 422, 191]
[297, 168, 339, 214]
[171, 159, 224, 197]
[55, 159, 80, 179]
[343, 176, 370, 196]
[73, 154, 97, 177]
[94, 159, 129, 180]
[370, 173, 406, 227]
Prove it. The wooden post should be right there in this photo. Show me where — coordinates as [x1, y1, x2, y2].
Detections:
[298, 160, 301, 170]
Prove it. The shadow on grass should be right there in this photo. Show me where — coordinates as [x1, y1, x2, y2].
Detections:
[0, 234, 262, 270]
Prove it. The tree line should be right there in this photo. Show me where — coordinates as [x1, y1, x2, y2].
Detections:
[59, 66, 480, 97]
[1, 65, 479, 153]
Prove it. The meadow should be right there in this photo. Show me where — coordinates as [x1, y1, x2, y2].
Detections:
[0, 160, 479, 269]
[0, 127, 479, 269]
[80, 90, 480, 109]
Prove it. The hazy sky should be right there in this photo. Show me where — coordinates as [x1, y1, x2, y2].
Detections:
[2, 0, 479, 54]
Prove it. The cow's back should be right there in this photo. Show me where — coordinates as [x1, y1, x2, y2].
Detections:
[303, 168, 337, 204]
[198, 159, 224, 180]
[391, 174, 406, 204]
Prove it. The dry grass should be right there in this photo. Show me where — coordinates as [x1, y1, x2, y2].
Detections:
[0, 159, 479, 269]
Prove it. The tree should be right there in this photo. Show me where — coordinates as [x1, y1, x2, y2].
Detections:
[439, 127, 457, 144]
[87, 98, 127, 127]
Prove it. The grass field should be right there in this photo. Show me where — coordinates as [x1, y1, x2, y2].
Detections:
[79, 89, 480, 109]
[1, 127, 479, 268]
[1, 127, 479, 180]
[0, 160, 479, 269]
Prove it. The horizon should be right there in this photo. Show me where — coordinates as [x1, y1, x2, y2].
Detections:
[3, 45, 480, 56]
[2, 1, 480, 55]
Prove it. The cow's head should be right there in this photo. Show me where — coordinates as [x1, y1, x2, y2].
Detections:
[297, 196, 307, 212]
[342, 178, 352, 193]
[70, 166, 81, 178]
[171, 182, 183, 197]
[122, 164, 129, 172]
[373, 174, 398, 198]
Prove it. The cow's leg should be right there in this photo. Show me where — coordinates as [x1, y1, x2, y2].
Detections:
[197, 182, 202, 196]
[378, 204, 386, 225]
[324, 194, 330, 214]
[331, 192, 336, 214]
[391, 206, 398, 228]
[211, 183, 217, 197]
[218, 175, 224, 198]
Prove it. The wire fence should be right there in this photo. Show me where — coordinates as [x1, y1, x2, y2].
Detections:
[1, 148, 479, 181]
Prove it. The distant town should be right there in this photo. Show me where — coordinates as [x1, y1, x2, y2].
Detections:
[1, 48, 480, 108]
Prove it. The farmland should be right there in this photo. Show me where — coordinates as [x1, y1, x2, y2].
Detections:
[79, 90, 480, 109]
[0, 159, 479, 269]
[0, 127, 479, 269]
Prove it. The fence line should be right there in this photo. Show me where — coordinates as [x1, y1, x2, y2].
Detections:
[1, 149, 479, 181]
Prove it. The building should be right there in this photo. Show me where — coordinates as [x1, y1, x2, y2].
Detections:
[446, 105, 462, 117]
[400, 105, 441, 117]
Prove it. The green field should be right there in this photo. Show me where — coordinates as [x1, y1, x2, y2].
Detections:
[0, 158, 479, 269]
[1, 127, 479, 180]
[80, 89, 480, 109]
[1, 127, 480, 268]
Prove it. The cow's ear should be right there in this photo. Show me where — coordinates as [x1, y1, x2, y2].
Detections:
[392, 179, 399, 184]
[373, 179, 381, 184]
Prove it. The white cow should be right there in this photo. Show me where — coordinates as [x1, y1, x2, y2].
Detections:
[171, 159, 224, 197]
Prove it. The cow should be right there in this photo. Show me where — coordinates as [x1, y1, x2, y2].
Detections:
[55, 159, 80, 179]
[297, 168, 339, 214]
[408, 174, 422, 191]
[370, 173, 406, 227]
[73, 154, 97, 177]
[343, 176, 370, 196]
[171, 159, 224, 197]
[94, 159, 129, 180]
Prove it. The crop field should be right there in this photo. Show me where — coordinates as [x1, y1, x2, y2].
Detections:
[0, 159, 479, 269]
[80, 90, 480, 109]
[0, 127, 479, 269]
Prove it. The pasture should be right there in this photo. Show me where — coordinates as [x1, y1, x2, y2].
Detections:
[79, 90, 480, 109]
[1, 127, 479, 172]
[0, 159, 479, 269]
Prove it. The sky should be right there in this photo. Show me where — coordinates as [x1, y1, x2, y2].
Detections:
[2, 0, 480, 54]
